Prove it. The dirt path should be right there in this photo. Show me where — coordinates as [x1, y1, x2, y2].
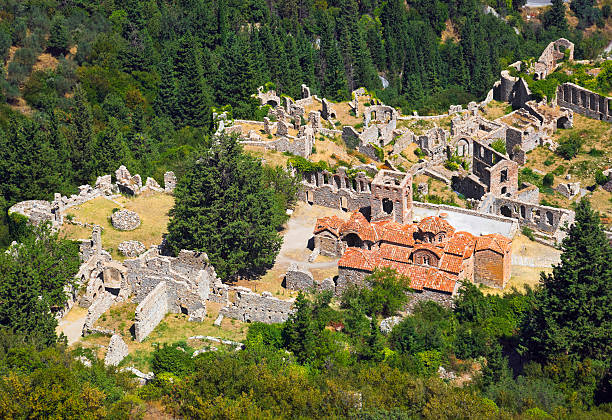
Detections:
[57, 306, 88, 345]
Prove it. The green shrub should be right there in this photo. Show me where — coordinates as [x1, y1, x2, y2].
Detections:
[595, 169, 609, 185]
[556, 133, 583, 160]
[542, 173, 554, 187]
[151, 343, 194, 377]
[414, 147, 425, 158]
[522, 226, 535, 241]
[247, 322, 284, 349]
[543, 156, 555, 166]
[588, 148, 604, 157]
[490, 139, 507, 155]
[444, 160, 460, 171]
[551, 165, 566, 176]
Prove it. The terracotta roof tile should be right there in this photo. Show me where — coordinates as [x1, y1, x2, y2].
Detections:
[475, 233, 512, 254]
[412, 243, 444, 259]
[340, 212, 379, 242]
[417, 216, 456, 236]
[444, 231, 476, 257]
[379, 243, 413, 263]
[338, 248, 382, 271]
[314, 216, 345, 237]
[439, 254, 464, 274]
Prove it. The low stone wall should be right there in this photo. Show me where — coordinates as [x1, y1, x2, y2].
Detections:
[83, 292, 116, 335]
[406, 289, 454, 311]
[134, 281, 168, 342]
[284, 263, 314, 291]
[220, 287, 295, 323]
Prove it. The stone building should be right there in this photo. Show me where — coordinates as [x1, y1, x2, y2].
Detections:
[556, 82, 612, 122]
[452, 140, 519, 200]
[315, 212, 513, 304]
[474, 234, 512, 289]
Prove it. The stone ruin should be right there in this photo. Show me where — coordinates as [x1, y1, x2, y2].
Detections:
[111, 210, 141, 231]
[8, 166, 176, 233]
[104, 334, 129, 366]
[555, 182, 581, 199]
[284, 263, 314, 291]
[532, 38, 574, 81]
[118, 240, 146, 257]
[219, 287, 295, 323]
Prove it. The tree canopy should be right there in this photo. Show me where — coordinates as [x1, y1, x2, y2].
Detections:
[165, 134, 292, 280]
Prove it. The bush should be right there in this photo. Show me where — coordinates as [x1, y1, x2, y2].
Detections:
[341, 268, 410, 317]
[522, 226, 535, 241]
[556, 134, 583, 160]
[490, 139, 507, 155]
[246, 323, 283, 349]
[542, 173, 554, 187]
[595, 169, 609, 185]
[151, 343, 194, 376]
[543, 156, 555, 166]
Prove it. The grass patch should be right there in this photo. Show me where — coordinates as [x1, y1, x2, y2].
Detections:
[59, 192, 175, 259]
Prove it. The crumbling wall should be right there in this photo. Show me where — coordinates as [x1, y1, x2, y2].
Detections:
[298, 168, 372, 212]
[557, 83, 612, 122]
[134, 281, 169, 342]
[219, 287, 294, 323]
[482, 194, 574, 244]
[284, 263, 314, 291]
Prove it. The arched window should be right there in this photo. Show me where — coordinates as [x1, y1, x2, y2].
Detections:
[382, 198, 393, 214]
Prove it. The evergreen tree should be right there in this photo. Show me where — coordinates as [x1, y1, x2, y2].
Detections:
[174, 34, 212, 128]
[65, 85, 94, 184]
[282, 292, 316, 364]
[217, 34, 258, 117]
[48, 14, 69, 56]
[0, 224, 80, 346]
[543, 0, 568, 30]
[320, 19, 348, 100]
[521, 199, 612, 364]
[154, 48, 178, 119]
[166, 134, 285, 279]
[90, 118, 132, 176]
[359, 319, 385, 362]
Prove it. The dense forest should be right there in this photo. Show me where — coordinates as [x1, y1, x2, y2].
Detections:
[0, 0, 609, 245]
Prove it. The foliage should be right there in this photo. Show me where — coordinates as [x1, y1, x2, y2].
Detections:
[341, 268, 410, 317]
[556, 133, 584, 160]
[490, 139, 507, 155]
[542, 173, 554, 187]
[521, 199, 612, 367]
[166, 134, 287, 280]
[594, 170, 608, 186]
[151, 342, 194, 377]
[287, 155, 329, 173]
[522, 226, 536, 241]
[0, 223, 79, 346]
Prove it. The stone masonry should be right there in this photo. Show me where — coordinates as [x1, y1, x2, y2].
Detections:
[134, 281, 169, 342]
[284, 263, 314, 291]
[220, 287, 295, 323]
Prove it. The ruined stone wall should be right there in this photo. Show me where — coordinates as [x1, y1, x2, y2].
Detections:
[134, 281, 169, 342]
[314, 232, 344, 257]
[488, 160, 519, 197]
[336, 267, 369, 296]
[483, 194, 574, 244]
[406, 289, 454, 311]
[220, 287, 294, 323]
[493, 72, 532, 109]
[299, 169, 372, 212]
[514, 184, 539, 204]
[557, 83, 612, 122]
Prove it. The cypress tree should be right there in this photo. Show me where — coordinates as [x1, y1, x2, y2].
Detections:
[66, 85, 95, 184]
[154, 47, 178, 119]
[282, 293, 317, 364]
[521, 199, 612, 363]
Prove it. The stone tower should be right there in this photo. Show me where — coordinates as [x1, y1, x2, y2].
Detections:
[370, 170, 413, 224]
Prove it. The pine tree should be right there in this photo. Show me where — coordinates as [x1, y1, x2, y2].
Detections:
[544, 0, 568, 30]
[282, 292, 316, 364]
[166, 134, 284, 280]
[0, 224, 80, 346]
[48, 15, 69, 56]
[359, 319, 385, 362]
[66, 85, 94, 184]
[401, 38, 424, 103]
[90, 118, 133, 177]
[521, 199, 612, 363]
[217, 34, 258, 117]
[154, 47, 178, 119]
[174, 34, 212, 128]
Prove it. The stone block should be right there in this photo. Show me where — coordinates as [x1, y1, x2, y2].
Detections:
[284, 263, 314, 291]
[111, 210, 141, 231]
[104, 334, 129, 366]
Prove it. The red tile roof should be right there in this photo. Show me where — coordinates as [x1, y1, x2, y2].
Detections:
[475, 234, 512, 254]
[444, 231, 476, 257]
[412, 243, 444, 259]
[379, 243, 413, 263]
[379, 221, 417, 246]
[417, 216, 456, 236]
[338, 248, 382, 271]
[314, 216, 344, 237]
[439, 254, 464, 274]
[340, 212, 380, 242]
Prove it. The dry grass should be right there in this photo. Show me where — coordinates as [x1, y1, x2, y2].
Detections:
[481, 100, 512, 120]
[396, 117, 452, 135]
[522, 114, 612, 210]
[441, 19, 460, 42]
[32, 52, 58, 72]
[78, 300, 248, 371]
[413, 174, 467, 207]
[60, 192, 175, 259]
[243, 146, 292, 167]
[310, 135, 372, 166]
